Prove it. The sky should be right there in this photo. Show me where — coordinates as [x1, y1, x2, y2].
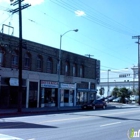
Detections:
[0, 0, 139, 72]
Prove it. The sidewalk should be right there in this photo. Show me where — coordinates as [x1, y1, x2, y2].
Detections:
[0, 106, 82, 116]
[1, 103, 136, 117]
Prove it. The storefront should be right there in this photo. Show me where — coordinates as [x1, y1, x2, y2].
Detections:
[76, 82, 97, 105]
[40, 80, 58, 108]
[60, 83, 76, 107]
[0, 77, 26, 109]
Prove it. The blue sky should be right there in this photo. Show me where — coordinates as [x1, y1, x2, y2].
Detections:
[0, 0, 139, 71]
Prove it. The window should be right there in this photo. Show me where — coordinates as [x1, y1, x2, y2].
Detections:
[24, 52, 31, 69]
[11, 51, 18, 68]
[0, 48, 4, 66]
[73, 63, 76, 76]
[65, 61, 70, 75]
[37, 55, 42, 71]
[0, 52, 3, 66]
[47, 57, 53, 73]
[80, 65, 83, 77]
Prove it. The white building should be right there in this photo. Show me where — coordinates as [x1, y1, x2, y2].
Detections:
[97, 66, 138, 97]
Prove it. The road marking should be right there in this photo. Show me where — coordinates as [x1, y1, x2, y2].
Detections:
[39, 116, 93, 123]
[0, 133, 24, 140]
[100, 122, 121, 127]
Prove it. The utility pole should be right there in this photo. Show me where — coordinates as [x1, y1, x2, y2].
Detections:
[132, 35, 140, 105]
[107, 69, 111, 96]
[10, 0, 31, 112]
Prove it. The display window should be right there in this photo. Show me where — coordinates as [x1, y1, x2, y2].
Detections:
[44, 88, 56, 106]
[76, 92, 88, 105]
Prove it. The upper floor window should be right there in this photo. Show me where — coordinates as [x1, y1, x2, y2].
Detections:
[37, 55, 43, 71]
[47, 57, 53, 73]
[65, 61, 70, 75]
[0, 52, 3, 66]
[80, 65, 84, 77]
[73, 63, 76, 76]
[0, 47, 5, 67]
[11, 51, 18, 68]
[24, 52, 31, 70]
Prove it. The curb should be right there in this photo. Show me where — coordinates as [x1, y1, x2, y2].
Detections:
[0, 106, 117, 117]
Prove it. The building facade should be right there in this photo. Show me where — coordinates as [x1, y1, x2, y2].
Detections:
[97, 67, 138, 97]
[0, 33, 100, 109]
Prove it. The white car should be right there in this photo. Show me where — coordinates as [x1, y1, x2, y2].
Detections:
[113, 97, 121, 102]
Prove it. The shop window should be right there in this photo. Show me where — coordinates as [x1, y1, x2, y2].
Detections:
[24, 52, 31, 70]
[11, 51, 18, 68]
[47, 57, 53, 73]
[80, 65, 84, 77]
[37, 55, 43, 71]
[44, 88, 56, 105]
[76, 92, 87, 105]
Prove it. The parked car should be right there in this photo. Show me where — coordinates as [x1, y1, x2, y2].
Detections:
[106, 96, 116, 102]
[112, 97, 121, 102]
[81, 100, 107, 110]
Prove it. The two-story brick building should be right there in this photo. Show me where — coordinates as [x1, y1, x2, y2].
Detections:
[0, 33, 100, 109]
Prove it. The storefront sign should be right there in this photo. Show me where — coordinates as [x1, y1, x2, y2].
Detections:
[41, 81, 58, 88]
[9, 78, 19, 86]
[61, 83, 76, 89]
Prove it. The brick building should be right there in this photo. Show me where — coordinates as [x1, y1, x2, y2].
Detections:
[0, 33, 100, 109]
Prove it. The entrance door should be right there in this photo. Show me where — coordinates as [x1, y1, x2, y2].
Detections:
[29, 82, 38, 108]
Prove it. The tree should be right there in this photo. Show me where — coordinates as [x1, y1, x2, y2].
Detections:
[118, 87, 131, 103]
[111, 87, 119, 97]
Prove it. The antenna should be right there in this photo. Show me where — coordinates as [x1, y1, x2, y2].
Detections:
[85, 54, 94, 58]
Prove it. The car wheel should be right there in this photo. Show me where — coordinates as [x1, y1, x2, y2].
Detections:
[93, 106, 96, 110]
[103, 105, 106, 109]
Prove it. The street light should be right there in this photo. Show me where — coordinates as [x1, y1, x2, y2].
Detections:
[57, 29, 78, 109]
[107, 69, 111, 96]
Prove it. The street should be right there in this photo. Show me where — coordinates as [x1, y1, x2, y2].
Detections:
[0, 106, 140, 140]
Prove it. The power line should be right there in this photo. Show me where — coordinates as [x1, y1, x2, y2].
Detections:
[0, 2, 136, 70]
[50, 0, 136, 36]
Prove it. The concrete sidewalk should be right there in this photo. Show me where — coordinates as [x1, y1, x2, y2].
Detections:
[0, 106, 82, 116]
[2, 103, 137, 117]
[0, 104, 119, 117]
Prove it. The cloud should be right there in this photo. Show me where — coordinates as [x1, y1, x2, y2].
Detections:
[75, 10, 86, 16]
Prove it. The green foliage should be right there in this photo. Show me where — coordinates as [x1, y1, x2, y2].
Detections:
[111, 87, 119, 97]
[111, 87, 132, 103]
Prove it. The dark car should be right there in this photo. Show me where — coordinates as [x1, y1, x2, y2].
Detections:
[81, 100, 107, 110]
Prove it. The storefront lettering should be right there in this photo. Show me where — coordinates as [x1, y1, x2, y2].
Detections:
[41, 80, 58, 88]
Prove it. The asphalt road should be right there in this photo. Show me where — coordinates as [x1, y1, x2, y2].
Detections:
[0, 106, 140, 140]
